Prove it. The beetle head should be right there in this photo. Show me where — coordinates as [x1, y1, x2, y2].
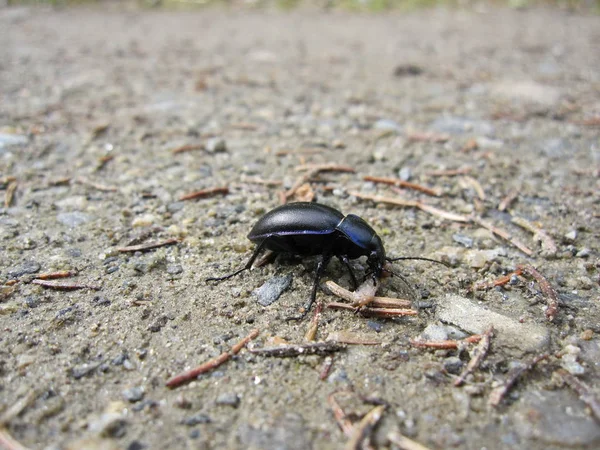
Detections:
[367, 232, 386, 277]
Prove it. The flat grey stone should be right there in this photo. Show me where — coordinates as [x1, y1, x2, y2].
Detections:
[253, 274, 293, 307]
[437, 294, 549, 354]
[513, 390, 600, 447]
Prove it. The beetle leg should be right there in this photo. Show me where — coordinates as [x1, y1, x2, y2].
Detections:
[206, 241, 266, 282]
[286, 253, 332, 321]
[337, 255, 358, 290]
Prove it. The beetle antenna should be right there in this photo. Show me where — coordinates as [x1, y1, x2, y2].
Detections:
[380, 265, 419, 302]
[386, 256, 449, 267]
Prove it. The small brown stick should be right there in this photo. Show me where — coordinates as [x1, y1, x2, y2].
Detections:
[363, 175, 442, 197]
[0, 390, 36, 425]
[250, 341, 346, 357]
[48, 177, 71, 187]
[367, 297, 412, 309]
[179, 186, 229, 201]
[328, 392, 355, 437]
[345, 404, 386, 450]
[75, 177, 118, 192]
[0, 427, 31, 450]
[410, 334, 483, 349]
[96, 154, 114, 171]
[166, 329, 259, 388]
[488, 354, 549, 407]
[460, 176, 486, 200]
[4, 180, 17, 208]
[471, 268, 523, 292]
[511, 216, 557, 256]
[556, 369, 600, 423]
[34, 271, 75, 280]
[117, 238, 179, 253]
[406, 130, 450, 143]
[304, 301, 323, 341]
[387, 431, 433, 450]
[350, 191, 469, 223]
[472, 217, 533, 256]
[319, 356, 334, 381]
[498, 189, 518, 212]
[282, 164, 356, 204]
[425, 167, 472, 177]
[171, 143, 204, 154]
[325, 280, 378, 307]
[454, 326, 493, 386]
[295, 163, 355, 174]
[517, 264, 559, 322]
[294, 182, 315, 202]
[31, 280, 101, 291]
[327, 302, 417, 317]
[275, 148, 324, 156]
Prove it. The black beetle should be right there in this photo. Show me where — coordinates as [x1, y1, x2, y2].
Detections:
[207, 202, 443, 319]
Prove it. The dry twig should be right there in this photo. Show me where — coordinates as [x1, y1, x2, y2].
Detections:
[319, 356, 334, 381]
[454, 326, 493, 386]
[34, 271, 75, 280]
[117, 238, 179, 253]
[166, 329, 259, 388]
[4, 180, 17, 208]
[517, 264, 559, 322]
[556, 369, 600, 423]
[471, 268, 523, 292]
[327, 302, 417, 317]
[349, 191, 469, 223]
[345, 405, 385, 450]
[31, 280, 100, 291]
[170, 143, 204, 154]
[0, 428, 31, 450]
[328, 392, 355, 437]
[0, 390, 36, 426]
[179, 186, 229, 201]
[511, 216, 557, 256]
[282, 163, 355, 203]
[250, 341, 345, 357]
[488, 354, 549, 407]
[498, 189, 518, 212]
[304, 301, 323, 342]
[363, 175, 442, 197]
[410, 334, 483, 350]
[387, 431, 433, 450]
[472, 217, 533, 256]
[460, 176, 486, 200]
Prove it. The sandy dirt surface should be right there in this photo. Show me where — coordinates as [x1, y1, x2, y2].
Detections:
[1, 4, 600, 450]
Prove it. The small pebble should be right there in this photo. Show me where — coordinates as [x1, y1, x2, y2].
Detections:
[166, 264, 183, 275]
[253, 274, 293, 306]
[57, 211, 91, 228]
[205, 138, 227, 153]
[443, 356, 464, 375]
[366, 320, 383, 333]
[182, 413, 211, 426]
[122, 386, 145, 403]
[71, 362, 102, 379]
[580, 329, 594, 341]
[398, 167, 412, 181]
[216, 393, 240, 408]
[452, 233, 473, 248]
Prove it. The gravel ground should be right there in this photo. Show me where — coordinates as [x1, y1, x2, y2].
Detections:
[1, 4, 599, 450]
